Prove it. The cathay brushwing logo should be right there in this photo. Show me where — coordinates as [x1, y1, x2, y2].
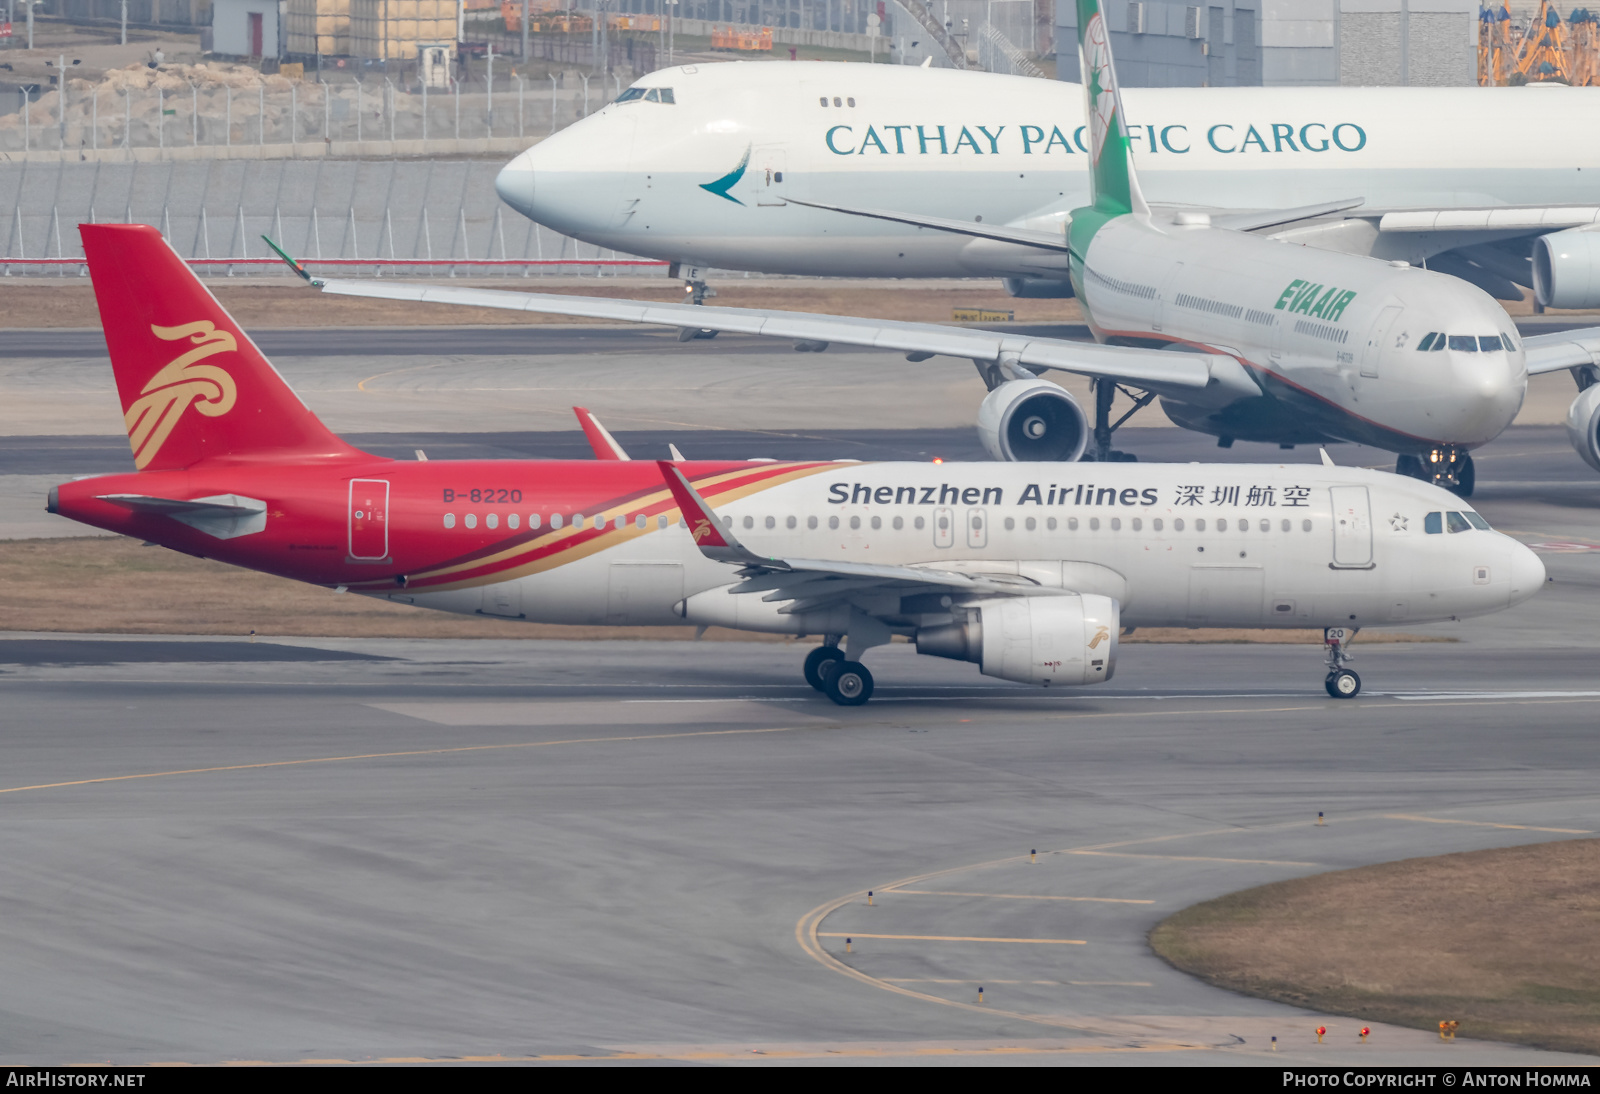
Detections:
[699, 145, 750, 205]
[125, 321, 238, 469]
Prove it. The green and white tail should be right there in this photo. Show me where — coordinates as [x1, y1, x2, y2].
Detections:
[1076, 0, 1150, 218]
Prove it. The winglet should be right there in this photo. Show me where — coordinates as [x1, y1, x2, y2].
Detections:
[1319, 447, 1336, 467]
[656, 461, 768, 565]
[573, 406, 631, 460]
[261, 235, 317, 284]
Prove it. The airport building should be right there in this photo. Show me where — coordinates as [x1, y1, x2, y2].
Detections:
[1052, 0, 1478, 86]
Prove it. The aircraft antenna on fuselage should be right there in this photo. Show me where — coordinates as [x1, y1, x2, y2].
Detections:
[1076, 0, 1150, 220]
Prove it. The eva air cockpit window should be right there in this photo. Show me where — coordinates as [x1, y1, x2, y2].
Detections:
[1425, 511, 1491, 533]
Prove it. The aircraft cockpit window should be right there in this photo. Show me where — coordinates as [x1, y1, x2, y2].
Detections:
[1446, 511, 1473, 533]
[1446, 335, 1479, 352]
[1425, 511, 1442, 534]
[659, 88, 676, 103]
[617, 87, 647, 102]
[1463, 511, 1492, 530]
[1502, 331, 1518, 351]
[645, 89, 661, 102]
[1417, 332, 1438, 351]
[1479, 335, 1504, 352]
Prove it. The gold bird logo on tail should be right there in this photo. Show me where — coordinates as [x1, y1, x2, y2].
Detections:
[124, 321, 238, 469]
[691, 517, 716, 543]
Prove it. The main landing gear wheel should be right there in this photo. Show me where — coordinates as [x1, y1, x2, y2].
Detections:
[804, 646, 845, 692]
[1395, 453, 1426, 481]
[1325, 669, 1361, 699]
[824, 661, 874, 706]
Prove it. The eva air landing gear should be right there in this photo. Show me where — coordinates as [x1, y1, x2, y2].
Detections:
[1397, 448, 1474, 498]
[803, 642, 874, 705]
[1083, 376, 1152, 462]
[1322, 626, 1360, 699]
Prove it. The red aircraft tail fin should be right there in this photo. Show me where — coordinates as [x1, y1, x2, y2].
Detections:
[80, 223, 359, 471]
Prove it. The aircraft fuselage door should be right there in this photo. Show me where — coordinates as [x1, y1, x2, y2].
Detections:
[966, 508, 987, 548]
[934, 507, 954, 548]
[1153, 261, 1185, 332]
[1329, 485, 1373, 567]
[1361, 304, 1403, 379]
[348, 478, 389, 561]
[752, 145, 788, 206]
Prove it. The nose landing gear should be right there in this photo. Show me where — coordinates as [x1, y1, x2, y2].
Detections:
[1397, 448, 1474, 498]
[1323, 626, 1361, 699]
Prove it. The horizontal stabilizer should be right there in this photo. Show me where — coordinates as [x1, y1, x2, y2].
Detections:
[785, 198, 1071, 252]
[98, 492, 267, 539]
[1212, 198, 1365, 233]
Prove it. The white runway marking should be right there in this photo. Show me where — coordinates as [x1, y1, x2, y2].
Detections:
[1388, 690, 1600, 701]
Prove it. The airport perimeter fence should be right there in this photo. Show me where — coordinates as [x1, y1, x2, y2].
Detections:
[0, 158, 671, 277]
[0, 71, 634, 156]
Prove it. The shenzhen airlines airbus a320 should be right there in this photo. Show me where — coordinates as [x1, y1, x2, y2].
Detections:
[50, 224, 1542, 704]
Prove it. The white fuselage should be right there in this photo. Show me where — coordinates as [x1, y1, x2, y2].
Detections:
[496, 63, 1600, 278]
[394, 462, 1542, 639]
[1076, 217, 1529, 449]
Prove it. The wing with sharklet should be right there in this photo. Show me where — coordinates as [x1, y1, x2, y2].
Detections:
[269, 264, 1220, 394]
[656, 461, 1056, 612]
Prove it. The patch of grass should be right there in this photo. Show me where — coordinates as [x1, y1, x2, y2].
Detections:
[1150, 839, 1600, 1055]
[0, 536, 777, 641]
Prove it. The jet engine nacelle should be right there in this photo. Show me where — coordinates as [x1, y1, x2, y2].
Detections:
[1567, 382, 1600, 473]
[1533, 229, 1600, 309]
[915, 594, 1119, 686]
[976, 379, 1090, 463]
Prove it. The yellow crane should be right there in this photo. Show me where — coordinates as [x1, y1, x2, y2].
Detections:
[1515, 0, 1572, 82]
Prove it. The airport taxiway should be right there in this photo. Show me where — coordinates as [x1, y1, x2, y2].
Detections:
[2, 635, 1599, 1065]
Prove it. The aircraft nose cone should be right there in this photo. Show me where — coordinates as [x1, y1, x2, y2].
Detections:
[1450, 353, 1525, 440]
[1506, 539, 1546, 608]
[495, 155, 536, 218]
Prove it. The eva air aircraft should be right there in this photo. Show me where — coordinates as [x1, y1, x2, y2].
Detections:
[271, 0, 1600, 494]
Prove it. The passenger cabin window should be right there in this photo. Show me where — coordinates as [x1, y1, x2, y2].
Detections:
[1446, 335, 1479, 352]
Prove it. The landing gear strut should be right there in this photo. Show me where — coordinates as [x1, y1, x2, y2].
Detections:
[1083, 377, 1152, 462]
[1397, 448, 1474, 498]
[1323, 626, 1361, 699]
